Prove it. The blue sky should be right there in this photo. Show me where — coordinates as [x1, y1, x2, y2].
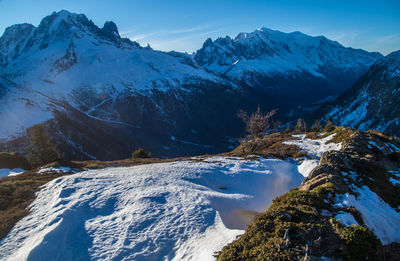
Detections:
[0, 0, 399, 55]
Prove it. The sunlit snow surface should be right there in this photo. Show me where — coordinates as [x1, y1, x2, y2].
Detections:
[0, 157, 303, 261]
[284, 134, 342, 177]
[335, 185, 400, 244]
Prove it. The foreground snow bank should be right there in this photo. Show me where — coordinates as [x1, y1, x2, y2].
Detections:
[0, 157, 303, 261]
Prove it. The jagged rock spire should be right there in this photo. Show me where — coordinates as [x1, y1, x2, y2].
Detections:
[101, 21, 120, 40]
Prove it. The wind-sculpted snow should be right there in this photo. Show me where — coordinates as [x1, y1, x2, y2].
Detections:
[0, 157, 304, 261]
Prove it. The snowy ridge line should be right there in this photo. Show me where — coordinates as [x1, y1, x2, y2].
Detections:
[283, 134, 342, 177]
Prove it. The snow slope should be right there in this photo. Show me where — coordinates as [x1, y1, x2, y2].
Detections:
[0, 11, 383, 159]
[335, 185, 400, 244]
[0, 157, 304, 261]
[320, 50, 400, 137]
[283, 134, 342, 177]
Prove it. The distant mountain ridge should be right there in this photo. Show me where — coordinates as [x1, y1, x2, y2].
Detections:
[194, 27, 383, 112]
[0, 10, 384, 159]
[195, 27, 381, 79]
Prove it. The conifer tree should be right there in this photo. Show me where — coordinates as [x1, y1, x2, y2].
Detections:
[294, 118, 307, 133]
[324, 119, 335, 132]
[26, 124, 61, 166]
[311, 120, 322, 132]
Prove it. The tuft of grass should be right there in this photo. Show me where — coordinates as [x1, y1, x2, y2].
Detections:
[318, 126, 355, 145]
[305, 131, 319, 139]
[339, 225, 380, 261]
[217, 186, 343, 260]
[367, 130, 393, 142]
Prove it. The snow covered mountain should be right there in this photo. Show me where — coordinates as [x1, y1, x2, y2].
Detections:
[0, 10, 238, 159]
[319, 50, 400, 136]
[0, 11, 383, 159]
[195, 28, 382, 102]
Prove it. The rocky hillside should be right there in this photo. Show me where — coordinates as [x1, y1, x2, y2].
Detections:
[319, 50, 400, 137]
[217, 127, 400, 260]
[0, 11, 382, 160]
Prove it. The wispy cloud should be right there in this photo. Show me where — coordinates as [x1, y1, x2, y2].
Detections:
[122, 32, 161, 42]
[121, 23, 225, 52]
[148, 27, 225, 49]
[321, 30, 400, 55]
[375, 34, 400, 44]
[122, 24, 220, 42]
[320, 30, 366, 46]
[164, 24, 214, 35]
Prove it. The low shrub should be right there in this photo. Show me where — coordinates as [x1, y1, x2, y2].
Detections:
[131, 148, 151, 159]
[340, 225, 380, 261]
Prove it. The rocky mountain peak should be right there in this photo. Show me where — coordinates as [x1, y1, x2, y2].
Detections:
[0, 23, 35, 65]
[194, 27, 383, 82]
[35, 10, 95, 40]
[0, 23, 35, 43]
[376, 50, 400, 76]
[101, 21, 120, 40]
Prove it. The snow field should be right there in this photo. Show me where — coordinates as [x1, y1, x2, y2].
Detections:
[0, 157, 304, 261]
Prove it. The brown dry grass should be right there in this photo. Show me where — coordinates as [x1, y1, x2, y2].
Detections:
[225, 132, 306, 159]
[0, 172, 70, 239]
[311, 126, 357, 146]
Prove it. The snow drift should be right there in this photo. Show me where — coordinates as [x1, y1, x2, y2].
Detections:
[0, 157, 304, 261]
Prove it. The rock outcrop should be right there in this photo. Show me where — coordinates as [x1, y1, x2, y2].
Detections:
[217, 128, 400, 260]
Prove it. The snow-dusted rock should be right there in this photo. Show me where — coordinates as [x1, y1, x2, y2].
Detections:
[320, 50, 400, 137]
